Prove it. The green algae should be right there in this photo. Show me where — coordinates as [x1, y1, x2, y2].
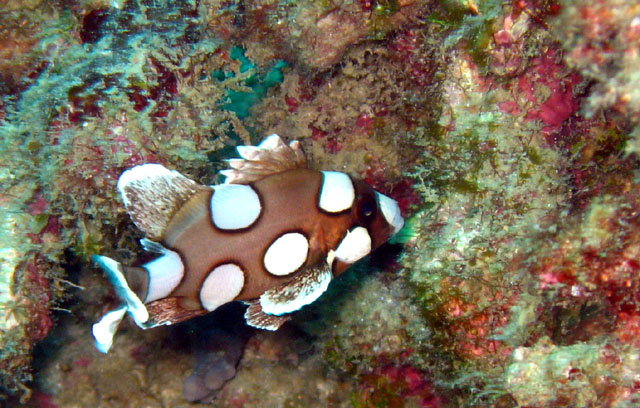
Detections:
[439, 0, 502, 67]
[367, 0, 402, 40]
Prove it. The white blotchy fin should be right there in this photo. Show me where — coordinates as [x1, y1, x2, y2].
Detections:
[260, 263, 332, 316]
[318, 171, 355, 213]
[140, 239, 185, 303]
[117, 163, 209, 241]
[244, 299, 290, 330]
[221, 134, 307, 184]
[92, 305, 127, 353]
[210, 184, 261, 230]
[92, 255, 149, 326]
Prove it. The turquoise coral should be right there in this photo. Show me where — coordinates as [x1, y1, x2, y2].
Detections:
[212, 46, 286, 120]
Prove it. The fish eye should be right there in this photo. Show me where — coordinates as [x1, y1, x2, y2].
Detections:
[356, 195, 377, 224]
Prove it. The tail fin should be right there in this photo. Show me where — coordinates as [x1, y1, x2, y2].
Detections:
[91, 255, 150, 353]
[92, 305, 126, 353]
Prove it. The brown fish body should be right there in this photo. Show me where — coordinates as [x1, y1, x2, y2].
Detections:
[164, 168, 352, 304]
[91, 135, 404, 353]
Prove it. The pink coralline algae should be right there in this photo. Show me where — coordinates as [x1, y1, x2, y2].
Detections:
[23, 259, 53, 343]
[363, 164, 420, 215]
[355, 364, 445, 408]
[498, 50, 582, 141]
[552, 0, 640, 133]
[388, 28, 434, 88]
[26, 193, 48, 215]
[30, 391, 58, 408]
[504, 186, 640, 406]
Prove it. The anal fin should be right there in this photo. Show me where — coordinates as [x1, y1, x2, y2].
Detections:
[143, 297, 207, 328]
[243, 300, 290, 331]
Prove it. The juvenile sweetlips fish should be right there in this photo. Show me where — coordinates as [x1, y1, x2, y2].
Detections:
[91, 134, 404, 353]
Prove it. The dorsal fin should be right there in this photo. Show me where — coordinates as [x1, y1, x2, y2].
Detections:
[221, 134, 307, 184]
[162, 190, 211, 246]
[117, 164, 210, 241]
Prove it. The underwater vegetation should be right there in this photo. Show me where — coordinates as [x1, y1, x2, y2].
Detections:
[1, 0, 640, 406]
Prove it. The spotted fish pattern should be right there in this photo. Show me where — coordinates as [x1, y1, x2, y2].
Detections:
[92, 134, 404, 353]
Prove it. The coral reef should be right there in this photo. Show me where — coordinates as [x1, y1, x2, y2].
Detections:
[505, 339, 640, 407]
[2, 0, 640, 406]
[206, 0, 432, 70]
[552, 0, 640, 153]
[393, 1, 640, 406]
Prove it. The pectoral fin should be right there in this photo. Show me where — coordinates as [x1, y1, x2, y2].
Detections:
[259, 263, 333, 316]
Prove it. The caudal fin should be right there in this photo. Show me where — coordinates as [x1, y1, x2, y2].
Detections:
[91, 255, 150, 353]
[92, 305, 127, 353]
